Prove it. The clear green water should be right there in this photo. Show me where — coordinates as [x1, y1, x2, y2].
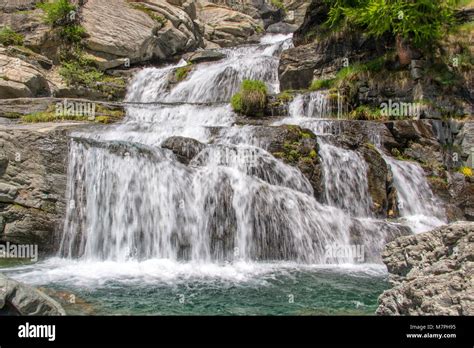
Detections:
[2, 260, 389, 315]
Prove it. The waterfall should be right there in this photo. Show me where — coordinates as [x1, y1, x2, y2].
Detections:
[289, 92, 332, 119]
[276, 96, 446, 234]
[381, 155, 446, 233]
[58, 32, 440, 269]
[60, 35, 370, 264]
[318, 140, 373, 217]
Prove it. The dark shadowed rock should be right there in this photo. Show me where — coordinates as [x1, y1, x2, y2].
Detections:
[185, 50, 226, 64]
[162, 136, 206, 165]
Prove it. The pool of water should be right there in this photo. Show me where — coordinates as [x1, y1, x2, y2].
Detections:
[1, 259, 389, 315]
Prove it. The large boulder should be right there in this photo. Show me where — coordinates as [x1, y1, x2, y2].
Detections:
[0, 123, 89, 254]
[81, 0, 158, 67]
[81, 0, 202, 69]
[377, 222, 474, 315]
[162, 136, 206, 165]
[197, 1, 261, 47]
[0, 274, 66, 315]
[0, 50, 51, 98]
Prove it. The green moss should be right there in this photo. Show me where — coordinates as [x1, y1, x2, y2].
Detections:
[130, 3, 167, 25]
[60, 59, 104, 87]
[230, 80, 268, 117]
[21, 104, 124, 124]
[390, 148, 410, 161]
[59, 24, 86, 43]
[95, 105, 125, 120]
[309, 56, 388, 91]
[349, 105, 382, 121]
[277, 91, 295, 103]
[270, 0, 285, 11]
[309, 78, 335, 91]
[2, 112, 22, 119]
[273, 127, 319, 164]
[175, 64, 193, 82]
[255, 25, 265, 34]
[365, 143, 377, 151]
[0, 26, 24, 46]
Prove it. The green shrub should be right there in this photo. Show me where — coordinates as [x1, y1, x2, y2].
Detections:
[271, 0, 285, 11]
[277, 91, 295, 102]
[231, 80, 268, 117]
[231, 93, 243, 112]
[59, 60, 103, 87]
[325, 0, 459, 48]
[0, 26, 24, 46]
[59, 24, 86, 43]
[348, 105, 382, 120]
[309, 79, 334, 91]
[37, 0, 76, 26]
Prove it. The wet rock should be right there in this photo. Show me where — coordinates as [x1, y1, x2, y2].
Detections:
[377, 222, 474, 315]
[359, 145, 395, 218]
[162, 136, 206, 165]
[266, 22, 297, 34]
[184, 50, 226, 64]
[0, 274, 66, 315]
[0, 123, 90, 254]
[252, 125, 323, 200]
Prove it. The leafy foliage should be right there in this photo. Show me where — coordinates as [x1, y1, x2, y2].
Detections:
[0, 26, 24, 46]
[37, 0, 76, 26]
[325, 0, 460, 48]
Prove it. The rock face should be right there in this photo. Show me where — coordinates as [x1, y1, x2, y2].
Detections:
[377, 222, 474, 315]
[0, 49, 51, 98]
[279, 0, 473, 117]
[0, 123, 89, 254]
[197, 1, 261, 47]
[162, 136, 206, 165]
[0, 273, 66, 315]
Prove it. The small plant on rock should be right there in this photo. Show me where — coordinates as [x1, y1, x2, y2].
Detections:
[231, 80, 268, 117]
[0, 26, 24, 46]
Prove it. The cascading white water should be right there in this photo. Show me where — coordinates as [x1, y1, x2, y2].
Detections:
[276, 97, 446, 233]
[318, 140, 373, 217]
[60, 34, 377, 265]
[289, 91, 332, 119]
[381, 155, 446, 232]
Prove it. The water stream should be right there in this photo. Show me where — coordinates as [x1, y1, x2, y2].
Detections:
[1, 34, 446, 315]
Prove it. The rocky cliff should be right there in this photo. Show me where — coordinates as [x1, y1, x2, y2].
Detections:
[0, 122, 92, 255]
[279, 0, 473, 119]
[0, 0, 304, 100]
[377, 222, 474, 315]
